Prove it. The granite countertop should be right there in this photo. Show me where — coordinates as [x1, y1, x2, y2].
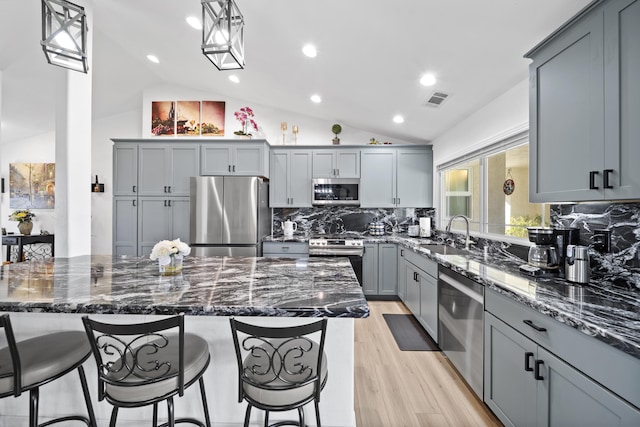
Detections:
[264, 232, 640, 359]
[0, 255, 369, 318]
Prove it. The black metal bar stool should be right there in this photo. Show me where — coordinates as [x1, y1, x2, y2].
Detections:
[82, 314, 211, 427]
[229, 318, 328, 427]
[0, 314, 96, 427]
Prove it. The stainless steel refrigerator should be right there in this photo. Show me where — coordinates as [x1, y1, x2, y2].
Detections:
[190, 176, 270, 257]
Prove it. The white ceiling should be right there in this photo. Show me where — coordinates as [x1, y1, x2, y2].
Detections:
[1, 0, 592, 144]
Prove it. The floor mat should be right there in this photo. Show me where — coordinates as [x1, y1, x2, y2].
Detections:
[382, 314, 440, 351]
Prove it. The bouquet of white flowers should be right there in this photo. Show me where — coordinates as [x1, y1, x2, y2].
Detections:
[150, 238, 191, 266]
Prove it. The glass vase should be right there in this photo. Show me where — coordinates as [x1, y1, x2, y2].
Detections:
[159, 255, 183, 276]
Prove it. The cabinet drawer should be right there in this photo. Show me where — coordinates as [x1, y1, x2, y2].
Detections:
[404, 248, 437, 278]
[486, 288, 640, 409]
[262, 242, 309, 255]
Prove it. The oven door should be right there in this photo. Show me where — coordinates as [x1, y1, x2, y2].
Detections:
[309, 250, 363, 285]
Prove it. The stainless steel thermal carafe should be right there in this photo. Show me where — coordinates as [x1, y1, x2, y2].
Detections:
[565, 245, 590, 284]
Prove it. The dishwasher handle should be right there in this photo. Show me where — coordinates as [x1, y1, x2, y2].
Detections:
[439, 272, 483, 304]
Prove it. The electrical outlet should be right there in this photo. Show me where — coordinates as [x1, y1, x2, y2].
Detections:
[592, 229, 611, 253]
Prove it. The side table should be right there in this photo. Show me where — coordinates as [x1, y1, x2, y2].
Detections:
[2, 234, 55, 263]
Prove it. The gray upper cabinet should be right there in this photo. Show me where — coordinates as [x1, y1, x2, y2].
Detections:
[527, 0, 640, 202]
[312, 149, 360, 178]
[113, 143, 138, 196]
[360, 146, 433, 208]
[269, 149, 312, 208]
[138, 144, 199, 196]
[200, 141, 268, 177]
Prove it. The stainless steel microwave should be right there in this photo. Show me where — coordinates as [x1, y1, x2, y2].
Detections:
[312, 178, 360, 206]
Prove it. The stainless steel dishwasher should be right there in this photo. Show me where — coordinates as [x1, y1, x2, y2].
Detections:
[438, 266, 484, 399]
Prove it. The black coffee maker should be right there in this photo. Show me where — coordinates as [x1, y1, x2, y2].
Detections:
[553, 227, 580, 277]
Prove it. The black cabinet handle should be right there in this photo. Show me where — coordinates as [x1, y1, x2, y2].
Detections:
[524, 352, 534, 372]
[167, 186, 171, 193]
[228, 165, 231, 172]
[400, 249, 404, 256]
[168, 200, 172, 207]
[163, 200, 167, 207]
[523, 319, 547, 332]
[132, 200, 136, 207]
[133, 185, 137, 193]
[589, 171, 599, 189]
[534, 360, 544, 381]
[233, 165, 236, 172]
[163, 186, 167, 193]
[603, 169, 613, 189]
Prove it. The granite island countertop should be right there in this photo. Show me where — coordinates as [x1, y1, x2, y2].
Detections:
[0, 255, 369, 318]
[265, 233, 640, 359]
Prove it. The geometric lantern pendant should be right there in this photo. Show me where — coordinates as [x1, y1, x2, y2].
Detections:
[201, 0, 245, 70]
[41, 0, 89, 73]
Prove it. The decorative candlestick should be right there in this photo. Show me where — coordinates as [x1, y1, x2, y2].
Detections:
[280, 122, 287, 145]
[292, 125, 299, 145]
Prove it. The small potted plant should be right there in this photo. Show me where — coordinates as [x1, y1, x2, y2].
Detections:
[233, 107, 258, 138]
[332, 123, 342, 145]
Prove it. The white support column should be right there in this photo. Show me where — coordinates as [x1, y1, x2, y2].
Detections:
[54, 0, 93, 257]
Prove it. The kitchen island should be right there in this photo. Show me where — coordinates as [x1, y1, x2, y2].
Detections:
[0, 255, 368, 426]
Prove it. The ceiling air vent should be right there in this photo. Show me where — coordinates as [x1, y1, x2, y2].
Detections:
[425, 91, 450, 108]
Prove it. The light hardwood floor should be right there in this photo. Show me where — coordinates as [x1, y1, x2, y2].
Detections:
[354, 300, 502, 427]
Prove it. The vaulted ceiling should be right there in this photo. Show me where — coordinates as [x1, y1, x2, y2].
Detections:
[1, 0, 592, 144]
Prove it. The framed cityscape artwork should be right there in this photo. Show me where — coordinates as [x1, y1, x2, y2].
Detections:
[9, 163, 56, 209]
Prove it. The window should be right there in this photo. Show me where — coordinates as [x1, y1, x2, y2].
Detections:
[438, 131, 549, 240]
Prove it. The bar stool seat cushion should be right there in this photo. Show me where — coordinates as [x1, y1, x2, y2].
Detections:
[104, 332, 209, 403]
[241, 339, 328, 408]
[0, 331, 91, 396]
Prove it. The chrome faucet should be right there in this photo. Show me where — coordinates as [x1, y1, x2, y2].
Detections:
[445, 215, 471, 250]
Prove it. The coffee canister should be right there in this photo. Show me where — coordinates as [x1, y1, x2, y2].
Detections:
[419, 217, 431, 237]
[565, 245, 590, 284]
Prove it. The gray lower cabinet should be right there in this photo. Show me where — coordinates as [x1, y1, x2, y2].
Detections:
[404, 252, 438, 342]
[137, 197, 190, 257]
[404, 263, 421, 316]
[269, 149, 312, 207]
[485, 290, 640, 427]
[200, 142, 268, 176]
[113, 196, 137, 257]
[262, 242, 309, 258]
[526, 0, 640, 201]
[362, 243, 397, 296]
[397, 247, 407, 301]
[485, 312, 640, 427]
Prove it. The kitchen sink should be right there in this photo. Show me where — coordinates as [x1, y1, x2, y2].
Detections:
[420, 244, 469, 256]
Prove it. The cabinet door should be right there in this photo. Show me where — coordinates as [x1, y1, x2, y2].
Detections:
[529, 12, 604, 202]
[269, 151, 290, 207]
[335, 150, 360, 178]
[537, 346, 640, 427]
[362, 243, 379, 295]
[113, 197, 137, 257]
[169, 198, 191, 244]
[137, 197, 172, 257]
[138, 146, 169, 195]
[396, 149, 433, 207]
[604, 0, 640, 199]
[484, 313, 537, 427]
[377, 244, 397, 295]
[168, 145, 199, 196]
[418, 271, 438, 342]
[113, 144, 138, 196]
[404, 263, 420, 316]
[201, 145, 233, 175]
[289, 150, 312, 207]
[397, 247, 407, 301]
[234, 145, 265, 176]
[312, 151, 336, 178]
[360, 150, 396, 207]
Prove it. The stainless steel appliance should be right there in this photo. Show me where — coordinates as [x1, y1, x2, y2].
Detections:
[554, 227, 580, 277]
[565, 245, 590, 283]
[312, 179, 360, 206]
[308, 236, 364, 285]
[520, 227, 559, 275]
[438, 266, 484, 399]
[190, 176, 270, 257]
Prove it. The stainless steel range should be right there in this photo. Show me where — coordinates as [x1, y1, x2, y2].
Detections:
[308, 236, 364, 285]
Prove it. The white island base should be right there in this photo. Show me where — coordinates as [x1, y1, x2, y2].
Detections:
[0, 312, 356, 427]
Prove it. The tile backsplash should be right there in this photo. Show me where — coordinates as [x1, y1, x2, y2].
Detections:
[272, 207, 435, 236]
[551, 202, 640, 287]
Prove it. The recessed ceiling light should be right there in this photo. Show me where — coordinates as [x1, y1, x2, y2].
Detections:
[228, 75, 240, 83]
[146, 54, 159, 64]
[393, 115, 404, 124]
[302, 44, 317, 58]
[420, 73, 436, 86]
[186, 16, 202, 30]
[310, 94, 322, 103]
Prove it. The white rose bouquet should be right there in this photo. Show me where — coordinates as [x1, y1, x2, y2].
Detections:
[150, 238, 191, 266]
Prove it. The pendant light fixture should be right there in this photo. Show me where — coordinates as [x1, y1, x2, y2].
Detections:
[41, 0, 88, 73]
[201, 0, 245, 70]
